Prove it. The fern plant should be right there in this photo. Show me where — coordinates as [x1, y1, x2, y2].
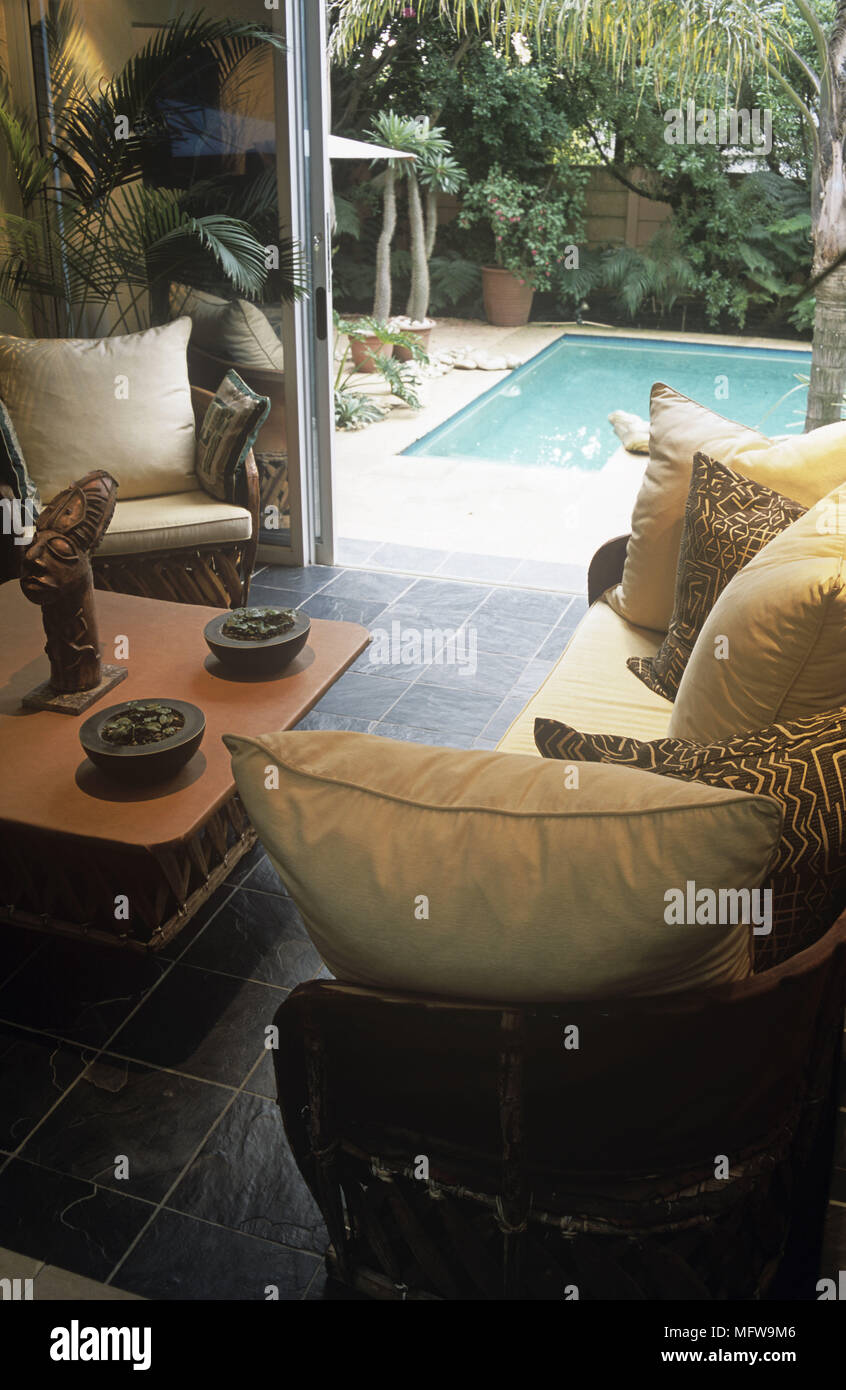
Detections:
[0, 6, 303, 337]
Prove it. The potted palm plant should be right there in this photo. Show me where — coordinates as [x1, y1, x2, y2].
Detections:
[458, 167, 586, 327]
[0, 9, 302, 337]
[344, 109, 421, 371]
[393, 123, 465, 360]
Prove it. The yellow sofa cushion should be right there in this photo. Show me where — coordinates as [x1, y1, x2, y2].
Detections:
[670, 484, 846, 741]
[224, 729, 782, 1002]
[98, 490, 251, 556]
[605, 382, 846, 633]
[0, 320, 197, 502]
[497, 601, 674, 754]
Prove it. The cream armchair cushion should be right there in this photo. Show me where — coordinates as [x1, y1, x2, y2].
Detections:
[225, 729, 783, 1002]
[98, 490, 252, 557]
[605, 383, 846, 633]
[0, 320, 196, 501]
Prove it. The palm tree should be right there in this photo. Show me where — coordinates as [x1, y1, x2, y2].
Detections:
[366, 109, 421, 321]
[405, 130, 464, 323]
[0, 6, 302, 338]
[333, 0, 846, 432]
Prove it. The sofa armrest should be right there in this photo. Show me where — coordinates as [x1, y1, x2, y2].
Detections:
[588, 534, 629, 606]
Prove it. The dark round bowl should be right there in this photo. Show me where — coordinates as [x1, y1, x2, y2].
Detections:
[204, 606, 311, 676]
[79, 698, 205, 784]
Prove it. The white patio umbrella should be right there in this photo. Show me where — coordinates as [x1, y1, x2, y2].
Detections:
[328, 134, 416, 161]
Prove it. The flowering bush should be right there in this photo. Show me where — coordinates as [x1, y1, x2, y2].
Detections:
[458, 166, 588, 291]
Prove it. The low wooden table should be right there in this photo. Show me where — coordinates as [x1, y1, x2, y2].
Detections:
[0, 585, 369, 950]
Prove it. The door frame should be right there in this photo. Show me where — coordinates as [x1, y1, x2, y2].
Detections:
[268, 0, 335, 568]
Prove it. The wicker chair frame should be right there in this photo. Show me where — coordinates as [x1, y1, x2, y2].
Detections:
[274, 913, 846, 1301]
[0, 384, 261, 608]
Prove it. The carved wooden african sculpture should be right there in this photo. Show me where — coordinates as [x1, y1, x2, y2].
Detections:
[20, 470, 122, 707]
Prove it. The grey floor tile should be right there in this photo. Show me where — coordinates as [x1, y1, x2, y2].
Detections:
[470, 609, 553, 659]
[480, 695, 528, 742]
[300, 593, 389, 626]
[313, 671, 410, 722]
[257, 565, 343, 595]
[115, 1207, 319, 1301]
[535, 625, 578, 662]
[511, 657, 555, 698]
[334, 537, 380, 565]
[319, 570, 414, 603]
[243, 584, 308, 611]
[385, 683, 503, 738]
[416, 649, 525, 699]
[434, 551, 522, 583]
[367, 542, 452, 573]
[475, 585, 572, 627]
[294, 710, 375, 734]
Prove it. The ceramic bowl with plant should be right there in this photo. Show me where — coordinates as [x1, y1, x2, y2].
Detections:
[80, 698, 205, 783]
[204, 604, 311, 675]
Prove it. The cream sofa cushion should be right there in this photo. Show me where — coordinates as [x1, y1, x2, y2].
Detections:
[497, 601, 673, 755]
[173, 285, 284, 371]
[605, 383, 846, 633]
[0, 320, 196, 502]
[224, 729, 782, 1002]
[670, 484, 846, 742]
[99, 490, 251, 556]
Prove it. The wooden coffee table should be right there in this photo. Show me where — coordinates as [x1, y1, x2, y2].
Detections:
[0, 585, 369, 950]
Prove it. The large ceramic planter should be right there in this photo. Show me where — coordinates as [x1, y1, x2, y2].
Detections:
[391, 320, 434, 362]
[349, 332, 393, 374]
[482, 266, 534, 327]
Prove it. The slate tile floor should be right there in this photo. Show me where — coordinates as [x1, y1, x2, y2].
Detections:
[0, 560, 842, 1301]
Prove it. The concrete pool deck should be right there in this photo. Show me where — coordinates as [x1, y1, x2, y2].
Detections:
[333, 319, 808, 580]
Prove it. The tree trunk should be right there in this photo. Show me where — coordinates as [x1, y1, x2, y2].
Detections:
[806, 261, 846, 430]
[372, 167, 396, 323]
[806, 4, 846, 430]
[405, 171, 429, 323]
[425, 187, 438, 261]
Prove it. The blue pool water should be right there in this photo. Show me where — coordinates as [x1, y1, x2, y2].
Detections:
[404, 334, 812, 470]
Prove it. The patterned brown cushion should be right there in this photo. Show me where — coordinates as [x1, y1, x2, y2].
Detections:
[196, 370, 270, 502]
[534, 711, 846, 971]
[627, 452, 806, 701]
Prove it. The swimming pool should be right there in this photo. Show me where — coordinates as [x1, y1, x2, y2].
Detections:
[404, 334, 812, 469]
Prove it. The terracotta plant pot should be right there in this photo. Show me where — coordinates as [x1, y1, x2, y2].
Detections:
[349, 333, 393, 374]
[392, 322, 434, 362]
[481, 266, 534, 327]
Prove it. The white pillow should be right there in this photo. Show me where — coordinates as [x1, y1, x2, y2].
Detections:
[224, 730, 783, 1002]
[0, 320, 196, 501]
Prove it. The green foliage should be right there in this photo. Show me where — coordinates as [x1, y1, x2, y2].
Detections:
[600, 227, 698, 319]
[458, 165, 587, 289]
[101, 702, 184, 747]
[221, 607, 297, 641]
[333, 311, 428, 427]
[334, 386, 388, 429]
[0, 7, 301, 336]
[428, 252, 481, 308]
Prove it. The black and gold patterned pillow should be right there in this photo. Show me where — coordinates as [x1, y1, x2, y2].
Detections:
[196, 370, 270, 502]
[627, 452, 806, 701]
[534, 711, 846, 971]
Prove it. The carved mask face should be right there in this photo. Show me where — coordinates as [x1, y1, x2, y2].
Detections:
[19, 471, 118, 605]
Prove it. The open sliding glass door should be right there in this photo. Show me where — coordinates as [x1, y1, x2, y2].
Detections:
[268, 0, 335, 568]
